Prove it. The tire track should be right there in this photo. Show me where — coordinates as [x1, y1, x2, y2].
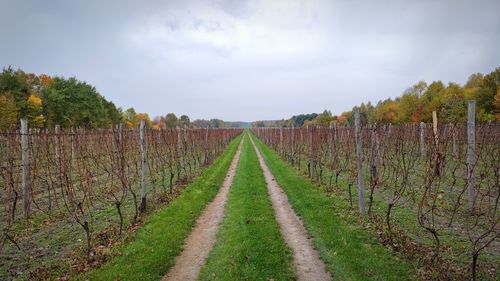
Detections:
[250, 136, 331, 281]
[162, 139, 243, 281]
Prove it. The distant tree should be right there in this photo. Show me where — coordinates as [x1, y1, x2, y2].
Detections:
[494, 89, 500, 120]
[374, 99, 398, 123]
[397, 81, 427, 123]
[42, 77, 109, 127]
[165, 113, 178, 128]
[0, 92, 18, 130]
[39, 74, 54, 88]
[312, 110, 334, 127]
[152, 116, 166, 129]
[209, 118, 225, 128]
[0, 66, 30, 117]
[337, 111, 351, 125]
[26, 95, 45, 128]
[476, 68, 499, 115]
[362, 102, 376, 124]
[420, 81, 445, 122]
[464, 73, 484, 88]
[441, 83, 467, 123]
[179, 115, 190, 128]
[103, 100, 123, 126]
[289, 113, 318, 127]
[123, 107, 139, 128]
[191, 119, 210, 128]
[137, 113, 153, 128]
[253, 121, 266, 128]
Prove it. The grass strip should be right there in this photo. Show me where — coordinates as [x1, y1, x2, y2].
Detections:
[75, 135, 242, 281]
[252, 135, 417, 281]
[198, 133, 296, 281]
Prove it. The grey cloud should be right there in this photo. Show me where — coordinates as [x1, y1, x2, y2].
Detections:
[192, 19, 224, 32]
[212, 0, 251, 18]
[0, 0, 499, 121]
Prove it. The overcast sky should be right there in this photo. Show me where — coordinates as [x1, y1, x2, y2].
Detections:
[1, 0, 499, 121]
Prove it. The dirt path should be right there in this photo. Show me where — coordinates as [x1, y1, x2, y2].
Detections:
[250, 137, 331, 281]
[162, 139, 243, 281]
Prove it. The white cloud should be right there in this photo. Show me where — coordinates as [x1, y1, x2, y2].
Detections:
[128, 0, 329, 65]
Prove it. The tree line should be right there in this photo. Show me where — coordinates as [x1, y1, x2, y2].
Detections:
[0, 66, 228, 130]
[0, 67, 122, 129]
[253, 67, 500, 127]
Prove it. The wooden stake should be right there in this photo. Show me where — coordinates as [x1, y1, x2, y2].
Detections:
[467, 101, 476, 211]
[21, 118, 30, 219]
[432, 111, 439, 147]
[354, 107, 365, 215]
[279, 127, 283, 157]
[420, 122, 425, 159]
[139, 120, 147, 213]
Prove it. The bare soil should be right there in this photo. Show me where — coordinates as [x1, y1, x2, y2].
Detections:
[162, 140, 243, 281]
[251, 137, 331, 281]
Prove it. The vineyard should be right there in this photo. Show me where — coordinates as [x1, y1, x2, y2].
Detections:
[0, 107, 499, 281]
[2, 0, 500, 279]
[251, 108, 499, 280]
[0, 121, 241, 279]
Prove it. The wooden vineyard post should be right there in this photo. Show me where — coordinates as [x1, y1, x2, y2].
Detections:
[279, 126, 283, 157]
[55, 125, 61, 209]
[139, 120, 147, 213]
[183, 126, 189, 179]
[55, 125, 61, 173]
[420, 122, 425, 160]
[467, 100, 476, 211]
[118, 123, 123, 143]
[291, 125, 295, 165]
[432, 110, 442, 176]
[177, 126, 184, 180]
[204, 126, 209, 165]
[308, 125, 314, 178]
[70, 128, 76, 166]
[432, 111, 439, 147]
[354, 107, 365, 215]
[21, 118, 31, 219]
[299, 127, 304, 171]
[370, 124, 377, 179]
[328, 124, 333, 149]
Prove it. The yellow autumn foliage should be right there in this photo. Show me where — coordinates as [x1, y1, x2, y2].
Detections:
[27, 95, 42, 107]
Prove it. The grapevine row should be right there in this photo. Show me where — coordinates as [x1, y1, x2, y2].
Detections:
[251, 116, 498, 279]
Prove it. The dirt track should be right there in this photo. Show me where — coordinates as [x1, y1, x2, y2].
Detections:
[251, 137, 331, 281]
[162, 139, 243, 281]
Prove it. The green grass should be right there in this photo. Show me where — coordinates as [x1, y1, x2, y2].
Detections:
[252, 135, 417, 281]
[198, 133, 296, 281]
[75, 135, 242, 281]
